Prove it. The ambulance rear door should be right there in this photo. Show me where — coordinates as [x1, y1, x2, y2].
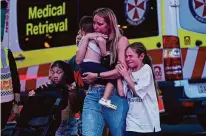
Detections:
[176, 0, 206, 99]
[2, 0, 78, 69]
[1, 0, 79, 92]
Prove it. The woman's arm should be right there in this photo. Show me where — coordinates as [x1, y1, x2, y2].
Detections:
[82, 36, 129, 83]
[100, 36, 129, 79]
[117, 36, 129, 67]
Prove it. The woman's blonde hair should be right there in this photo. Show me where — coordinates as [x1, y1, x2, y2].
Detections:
[93, 8, 122, 64]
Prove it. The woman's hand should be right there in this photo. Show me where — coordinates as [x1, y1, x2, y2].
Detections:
[85, 32, 108, 41]
[28, 90, 36, 96]
[14, 93, 20, 103]
[96, 36, 107, 43]
[12, 103, 19, 115]
[82, 72, 97, 84]
[28, 80, 51, 96]
[116, 63, 129, 78]
[39, 80, 51, 88]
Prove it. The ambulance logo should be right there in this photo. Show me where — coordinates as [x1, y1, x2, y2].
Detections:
[189, 0, 206, 23]
[125, 0, 149, 25]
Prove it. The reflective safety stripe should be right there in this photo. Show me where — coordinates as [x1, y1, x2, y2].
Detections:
[1, 48, 8, 68]
[1, 48, 14, 103]
[147, 48, 206, 79]
[18, 64, 51, 91]
[182, 47, 206, 79]
[158, 96, 165, 113]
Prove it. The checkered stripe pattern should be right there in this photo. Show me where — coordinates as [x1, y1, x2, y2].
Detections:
[1, 73, 11, 79]
[18, 63, 51, 92]
[1, 90, 13, 96]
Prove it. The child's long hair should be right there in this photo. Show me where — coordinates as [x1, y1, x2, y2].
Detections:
[126, 42, 159, 100]
[50, 60, 74, 84]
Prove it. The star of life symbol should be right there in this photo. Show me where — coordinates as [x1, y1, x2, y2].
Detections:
[125, 0, 149, 25]
[189, 0, 206, 23]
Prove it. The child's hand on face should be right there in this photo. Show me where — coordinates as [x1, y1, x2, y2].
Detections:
[86, 32, 108, 40]
[116, 63, 129, 78]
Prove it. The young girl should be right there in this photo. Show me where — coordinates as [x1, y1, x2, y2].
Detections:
[29, 60, 81, 136]
[116, 42, 161, 136]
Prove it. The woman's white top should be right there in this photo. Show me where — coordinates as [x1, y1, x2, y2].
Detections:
[123, 64, 161, 133]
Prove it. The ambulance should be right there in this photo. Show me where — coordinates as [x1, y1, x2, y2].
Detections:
[1, 0, 206, 129]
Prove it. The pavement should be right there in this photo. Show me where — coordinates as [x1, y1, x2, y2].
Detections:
[161, 115, 206, 136]
[2, 115, 206, 136]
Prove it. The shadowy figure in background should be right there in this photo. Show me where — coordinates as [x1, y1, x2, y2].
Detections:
[1, 46, 21, 130]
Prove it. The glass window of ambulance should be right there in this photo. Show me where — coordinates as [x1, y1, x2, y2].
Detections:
[79, 0, 158, 39]
[1, 0, 7, 41]
[179, 0, 206, 34]
[17, 0, 78, 51]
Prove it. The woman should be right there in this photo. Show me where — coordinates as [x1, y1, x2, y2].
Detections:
[76, 8, 129, 136]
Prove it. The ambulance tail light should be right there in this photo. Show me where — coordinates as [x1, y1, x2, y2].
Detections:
[182, 101, 194, 108]
[163, 36, 183, 80]
[163, 36, 179, 48]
